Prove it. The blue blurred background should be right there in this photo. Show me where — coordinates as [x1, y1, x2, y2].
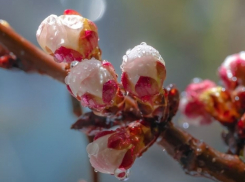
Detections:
[1, 0, 245, 182]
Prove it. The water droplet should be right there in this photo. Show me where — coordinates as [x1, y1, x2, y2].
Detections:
[235, 96, 239, 101]
[163, 148, 166, 152]
[192, 77, 202, 83]
[212, 158, 216, 162]
[94, 170, 98, 173]
[114, 168, 130, 181]
[183, 122, 189, 129]
[140, 42, 147, 45]
[71, 61, 79, 68]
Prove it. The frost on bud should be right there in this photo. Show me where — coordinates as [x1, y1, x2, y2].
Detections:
[179, 79, 216, 125]
[121, 42, 166, 98]
[200, 86, 240, 124]
[86, 120, 158, 180]
[65, 58, 123, 114]
[218, 52, 245, 90]
[36, 10, 101, 63]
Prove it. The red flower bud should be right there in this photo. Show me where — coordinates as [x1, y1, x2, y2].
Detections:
[179, 79, 216, 125]
[218, 52, 245, 90]
[121, 42, 166, 98]
[65, 58, 123, 114]
[86, 120, 158, 180]
[36, 12, 101, 63]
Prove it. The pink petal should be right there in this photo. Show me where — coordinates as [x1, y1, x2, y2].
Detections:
[102, 80, 118, 104]
[54, 46, 83, 63]
[135, 76, 159, 97]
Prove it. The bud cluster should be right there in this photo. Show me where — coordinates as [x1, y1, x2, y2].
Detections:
[36, 11, 179, 180]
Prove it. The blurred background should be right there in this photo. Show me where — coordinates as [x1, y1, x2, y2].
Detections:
[1, 0, 245, 182]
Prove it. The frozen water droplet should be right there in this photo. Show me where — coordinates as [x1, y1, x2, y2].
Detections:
[140, 42, 147, 45]
[183, 122, 189, 129]
[94, 170, 98, 173]
[142, 50, 146, 54]
[138, 55, 141, 58]
[114, 168, 130, 181]
[163, 148, 166, 152]
[71, 61, 79, 68]
[212, 158, 216, 162]
[192, 77, 202, 83]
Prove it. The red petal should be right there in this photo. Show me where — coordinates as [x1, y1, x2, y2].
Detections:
[119, 149, 135, 169]
[54, 46, 83, 63]
[64, 9, 81, 15]
[79, 30, 98, 58]
[81, 93, 105, 110]
[102, 80, 118, 104]
[135, 76, 159, 97]
[121, 72, 134, 93]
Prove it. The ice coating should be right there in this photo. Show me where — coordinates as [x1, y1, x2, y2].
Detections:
[36, 12, 100, 63]
[86, 133, 127, 174]
[121, 42, 165, 85]
[65, 58, 114, 99]
[37, 15, 67, 54]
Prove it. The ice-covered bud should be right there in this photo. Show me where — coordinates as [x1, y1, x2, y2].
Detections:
[86, 120, 158, 180]
[121, 42, 166, 98]
[179, 79, 216, 125]
[65, 58, 123, 113]
[36, 10, 101, 63]
[200, 86, 240, 124]
[218, 52, 245, 90]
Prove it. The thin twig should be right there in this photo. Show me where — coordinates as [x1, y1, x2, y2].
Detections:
[0, 23, 68, 83]
[157, 123, 245, 182]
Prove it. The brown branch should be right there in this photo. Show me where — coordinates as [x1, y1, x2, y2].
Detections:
[157, 123, 245, 182]
[0, 23, 68, 83]
[1, 22, 245, 182]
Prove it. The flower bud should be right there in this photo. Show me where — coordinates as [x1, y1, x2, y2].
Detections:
[179, 79, 216, 125]
[200, 86, 240, 124]
[86, 120, 158, 180]
[65, 58, 123, 114]
[121, 42, 166, 98]
[36, 11, 101, 63]
[218, 52, 245, 90]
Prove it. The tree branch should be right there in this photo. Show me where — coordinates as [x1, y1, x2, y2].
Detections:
[157, 123, 245, 182]
[0, 23, 67, 83]
[1, 22, 245, 182]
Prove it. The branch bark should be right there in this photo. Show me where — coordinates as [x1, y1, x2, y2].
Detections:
[157, 123, 245, 182]
[0, 23, 67, 83]
[1, 22, 245, 182]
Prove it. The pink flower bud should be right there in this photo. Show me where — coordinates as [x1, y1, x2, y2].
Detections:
[36, 12, 100, 63]
[86, 121, 158, 180]
[65, 58, 121, 112]
[179, 79, 216, 125]
[121, 42, 166, 98]
[218, 52, 245, 90]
